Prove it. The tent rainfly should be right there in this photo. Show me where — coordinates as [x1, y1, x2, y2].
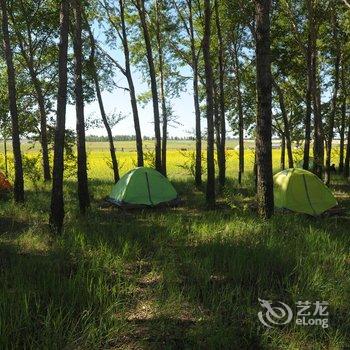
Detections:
[108, 167, 179, 208]
[273, 168, 337, 216]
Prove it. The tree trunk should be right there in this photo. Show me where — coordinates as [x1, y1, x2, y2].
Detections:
[1, 0, 24, 202]
[253, 152, 258, 191]
[203, 0, 215, 207]
[325, 14, 340, 185]
[21, 60, 51, 181]
[93, 75, 120, 183]
[193, 70, 202, 186]
[273, 80, 293, 168]
[33, 77, 51, 181]
[313, 80, 324, 178]
[49, 0, 70, 233]
[9, 4, 51, 181]
[86, 19, 120, 183]
[136, 0, 162, 172]
[17, 47, 51, 181]
[161, 106, 167, 176]
[94, 77, 120, 183]
[310, 2, 324, 179]
[155, 0, 168, 177]
[303, 2, 312, 170]
[214, 84, 222, 176]
[74, 0, 90, 213]
[254, 0, 274, 219]
[280, 134, 285, 170]
[4, 137, 8, 177]
[233, 42, 245, 184]
[345, 121, 350, 178]
[187, 0, 202, 187]
[339, 101, 346, 173]
[214, 0, 226, 188]
[119, 0, 143, 167]
[338, 59, 346, 173]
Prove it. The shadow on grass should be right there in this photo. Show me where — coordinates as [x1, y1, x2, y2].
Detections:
[70, 206, 298, 347]
[0, 217, 30, 237]
[0, 239, 128, 349]
[161, 241, 295, 348]
[99, 207, 350, 347]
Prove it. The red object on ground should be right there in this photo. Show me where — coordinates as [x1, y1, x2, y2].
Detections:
[0, 171, 12, 191]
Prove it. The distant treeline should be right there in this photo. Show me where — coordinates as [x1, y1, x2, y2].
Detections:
[85, 135, 237, 142]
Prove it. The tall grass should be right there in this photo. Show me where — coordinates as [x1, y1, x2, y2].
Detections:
[0, 149, 349, 349]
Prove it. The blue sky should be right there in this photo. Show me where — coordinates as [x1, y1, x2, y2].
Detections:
[65, 23, 198, 138]
[66, 70, 199, 138]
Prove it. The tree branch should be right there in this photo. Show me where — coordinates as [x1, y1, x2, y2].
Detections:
[94, 42, 127, 76]
[343, 0, 350, 8]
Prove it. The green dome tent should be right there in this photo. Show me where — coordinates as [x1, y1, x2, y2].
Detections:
[274, 168, 337, 216]
[108, 167, 179, 208]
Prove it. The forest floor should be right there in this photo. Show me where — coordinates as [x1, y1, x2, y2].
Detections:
[0, 150, 349, 349]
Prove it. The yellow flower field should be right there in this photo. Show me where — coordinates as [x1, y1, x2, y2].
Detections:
[0, 140, 342, 183]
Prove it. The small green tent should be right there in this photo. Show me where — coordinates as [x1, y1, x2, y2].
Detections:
[108, 167, 179, 207]
[274, 168, 337, 216]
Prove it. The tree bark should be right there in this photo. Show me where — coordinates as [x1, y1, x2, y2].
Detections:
[33, 75, 51, 181]
[273, 80, 293, 168]
[161, 109, 168, 176]
[214, 84, 222, 177]
[339, 102, 346, 174]
[345, 121, 350, 178]
[214, 0, 226, 188]
[280, 133, 286, 170]
[203, 0, 215, 207]
[325, 29, 340, 185]
[49, 0, 69, 233]
[310, 2, 324, 179]
[1, 0, 24, 202]
[254, 0, 274, 219]
[186, 0, 202, 187]
[73, 0, 90, 213]
[86, 19, 120, 183]
[14, 32, 51, 181]
[4, 138, 8, 177]
[135, 0, 162, 172]
[155, 0, 168, 176]
[233, 42, 245, 184]
[119, 0, 143, 167]
[313, 80, 324, 178]
[303, 1, 313, 170]
[338, 59, 346, 173]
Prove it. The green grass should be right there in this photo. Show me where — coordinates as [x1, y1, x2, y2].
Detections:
[0, 146, 349, 349]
